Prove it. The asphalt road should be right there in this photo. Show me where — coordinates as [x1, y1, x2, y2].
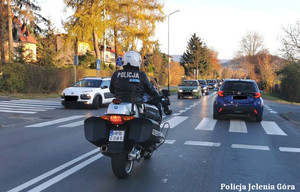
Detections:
[0, 91, 300, 192]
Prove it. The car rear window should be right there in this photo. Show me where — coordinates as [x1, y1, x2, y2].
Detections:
[222, 81, 257, 92]
[198, 80, 207, 85]
[207, 80, 217, 83]
[74, 79, 102, 88]
[181, 81, 198, 86]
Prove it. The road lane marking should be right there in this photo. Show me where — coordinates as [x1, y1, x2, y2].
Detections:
[195, 117, 217, 131]
[26, 115, 85, 128]
[184, 141, 221, 147]
[270, 111, 278, 113]
[279, 147, 300, 153]
[164, 140, 176, 144]
[232, 144, 270, 151]
[0, 107, 46, 112]
[229, 120, 247, 133]
[261, 121, 287, 136]
[0, 110, 36, 114]
[1, 99, 61, 105]
[7, 149, 99, 192]
[27, 154, 103, 192]
[0, 102, 60, 108]
[58, 120, 84, 128]
[0, 104, 54, 110]
[161, 116, 188, 129]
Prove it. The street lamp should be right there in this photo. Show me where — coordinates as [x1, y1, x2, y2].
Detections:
[168, 10, 180, 91]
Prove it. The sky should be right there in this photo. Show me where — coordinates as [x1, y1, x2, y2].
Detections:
[36, 0, 300, 60]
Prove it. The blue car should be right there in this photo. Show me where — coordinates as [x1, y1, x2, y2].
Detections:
[213, 79, 264, 122]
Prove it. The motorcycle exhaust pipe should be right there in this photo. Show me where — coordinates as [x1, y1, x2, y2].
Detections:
[100, 145, 108, 153]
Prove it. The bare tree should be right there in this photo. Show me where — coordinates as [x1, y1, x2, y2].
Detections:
[240, 31, 265, 56]
[280, 20, 300, 61]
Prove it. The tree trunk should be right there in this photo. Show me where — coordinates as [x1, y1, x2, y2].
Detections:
[7, 0, 13, 63]
[92, 29, 100, 60]
[0, 0, 5, 68]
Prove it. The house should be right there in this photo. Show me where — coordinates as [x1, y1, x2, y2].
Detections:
[12, 16, 37, 62]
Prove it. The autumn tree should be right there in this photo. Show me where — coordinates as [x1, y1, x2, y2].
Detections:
[280, 20, 300, 62]
[239, 31, 265, 57]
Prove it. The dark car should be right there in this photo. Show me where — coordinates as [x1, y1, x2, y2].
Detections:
[178, 80, 201, 99]
[198, 79, 210, 95]
[213, 79, 264, 122]
[207, 79, 218, 89]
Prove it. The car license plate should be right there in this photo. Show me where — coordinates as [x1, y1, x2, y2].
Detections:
[109, 130, 125, 142]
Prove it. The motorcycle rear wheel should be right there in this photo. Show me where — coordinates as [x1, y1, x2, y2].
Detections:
[111, 152, 134, 179]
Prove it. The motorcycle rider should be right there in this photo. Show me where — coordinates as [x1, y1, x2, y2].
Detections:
[109, 51, 162, 122]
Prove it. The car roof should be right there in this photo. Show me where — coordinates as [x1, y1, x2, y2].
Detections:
[224, 79, 256, 83]
[83, 77, 111, 80]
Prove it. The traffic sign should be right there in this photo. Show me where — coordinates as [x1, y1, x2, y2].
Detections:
[116, 56, 123, 66]
[96, 59, 101, 70]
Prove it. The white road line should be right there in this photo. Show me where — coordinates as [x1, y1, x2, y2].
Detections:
[178, 109, 187, 113]
[0, 103, 58, 108]
[27, 154, 103, 192]
[232, 144, 270, 151]
[229, 120, 247, 133]
[279, 147, 300, 153]
[184, 141, 221, 147]
[195, 117, 217, 131]
[26, 115, 85, 128]
[0, 110, 36, 114]
[270, 111, 278, 113]
[2, 100, 61, 105]
[171, 112, 181, 116]
[261, 121, 287, 136]
[0, 107, 46, 112]
[7, 149, 99, 192]
[0, 104, 55, 110]
[164, 140, 176, 144]
[162, 116, 188, 128]
[58, 120, 84, 128]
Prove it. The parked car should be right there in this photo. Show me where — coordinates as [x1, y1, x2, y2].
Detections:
[178, 80, 202, 99]
[213, 79, 264, 122]
[61, 77, 114, 109]
[207, 79, 218, 89]
[198, 79, 210, 95]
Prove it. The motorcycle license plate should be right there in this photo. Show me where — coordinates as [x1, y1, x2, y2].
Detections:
[109, 130, 125, 142]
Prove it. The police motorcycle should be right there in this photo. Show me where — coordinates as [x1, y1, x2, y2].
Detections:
[84, 77, 172, 178]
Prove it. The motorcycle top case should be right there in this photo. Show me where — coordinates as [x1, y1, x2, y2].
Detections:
[84, 117, 108, 147]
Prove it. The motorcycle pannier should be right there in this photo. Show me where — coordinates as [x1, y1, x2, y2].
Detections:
[84, 117, 109, 147]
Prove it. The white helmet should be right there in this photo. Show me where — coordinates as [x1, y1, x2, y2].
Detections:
[123, 51, 142, 69]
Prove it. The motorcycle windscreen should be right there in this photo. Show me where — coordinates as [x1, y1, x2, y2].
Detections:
[84, 117, 109, 147]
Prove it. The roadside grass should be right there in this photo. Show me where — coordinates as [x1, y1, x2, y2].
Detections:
[262, 93, 300, 106]
[0, 93, 60, 99]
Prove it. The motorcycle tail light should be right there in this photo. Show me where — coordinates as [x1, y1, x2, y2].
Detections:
[100, 115, 135, 124]
[255, 92, 261, 98]
[109, 115, 124, 124]
[218, 91, 224, 97]
[254, 110, 258, 115]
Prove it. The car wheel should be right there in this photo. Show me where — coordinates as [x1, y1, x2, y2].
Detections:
[92, 96, 100, 109]
[178, 95, 181, 99]
[64, 105, 70, 109]
[256, 114, 262, 122]
[213, 112, 219, 120]
[206, 92, 209, 95]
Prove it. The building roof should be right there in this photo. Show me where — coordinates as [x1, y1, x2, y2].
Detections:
[13, 17, 38, 44]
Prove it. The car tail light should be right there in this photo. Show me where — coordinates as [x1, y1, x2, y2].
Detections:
[100, 115, 135, 125]
[255, 92, 261, 98]
[218, 91, 224, 97]
[218, 108, 223, 112]
[254, 110, 258, 115]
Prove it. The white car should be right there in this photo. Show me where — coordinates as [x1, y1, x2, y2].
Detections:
[61, 77, 114, 109]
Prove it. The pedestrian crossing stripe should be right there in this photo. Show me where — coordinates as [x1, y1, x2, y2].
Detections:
[0, 99, 61, 114]
[26, 115, 85, 128]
